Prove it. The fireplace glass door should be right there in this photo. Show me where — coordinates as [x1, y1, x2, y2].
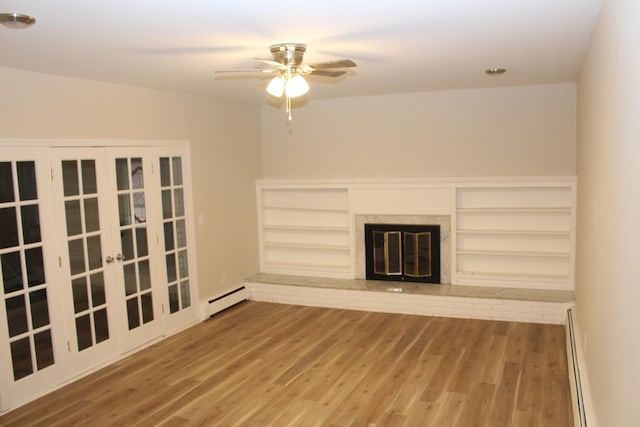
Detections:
[404, 232, 432, 278]
[365, 224, 440, 284]
[373, 231, 402, 276]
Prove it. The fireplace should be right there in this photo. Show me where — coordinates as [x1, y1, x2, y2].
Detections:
[365, 223, 441, 284]
[355, 215, 451, 284]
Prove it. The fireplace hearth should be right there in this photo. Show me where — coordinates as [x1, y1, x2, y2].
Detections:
[365, 223, 441, 284]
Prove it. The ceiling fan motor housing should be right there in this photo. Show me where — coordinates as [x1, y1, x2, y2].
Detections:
[270, 43, 306, 66]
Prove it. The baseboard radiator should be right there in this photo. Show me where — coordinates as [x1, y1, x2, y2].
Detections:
[205, 286, 249, 318]
[566, 308, 587, 427]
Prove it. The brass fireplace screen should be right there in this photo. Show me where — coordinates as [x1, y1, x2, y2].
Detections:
[365, 224, 441, 284]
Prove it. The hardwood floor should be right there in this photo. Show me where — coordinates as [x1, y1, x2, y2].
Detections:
[0, 301, 573, 426]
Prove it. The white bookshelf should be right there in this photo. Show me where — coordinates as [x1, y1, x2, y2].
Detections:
[258, 187, 352, 277]
[455, 185, 575, 289]
[256, 177, 577, 290]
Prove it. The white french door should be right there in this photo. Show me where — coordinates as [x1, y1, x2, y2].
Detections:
[51, 147, 166, 370]
[156, 148, 198, 332]
[0, 148, 67, 410]
[107, 149, 165, 350]
[1, 143, 199, 412]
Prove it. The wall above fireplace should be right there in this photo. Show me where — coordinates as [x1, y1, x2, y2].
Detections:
[256, 176, 576, 291]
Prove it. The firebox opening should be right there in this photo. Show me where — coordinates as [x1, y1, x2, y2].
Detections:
[365, 223, 441, 284]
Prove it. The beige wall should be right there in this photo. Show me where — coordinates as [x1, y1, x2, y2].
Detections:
[260, 84, 576, 178]
[576, 0, 640, 425]
[0, 66, 263, 301]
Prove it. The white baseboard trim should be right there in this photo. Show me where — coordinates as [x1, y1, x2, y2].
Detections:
[200, 286, 249, 319]
[566, 307, 597, 427]
[245, 281, 571, 324]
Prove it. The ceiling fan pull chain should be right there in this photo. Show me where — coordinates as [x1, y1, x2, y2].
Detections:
[285, 73, 292, 120]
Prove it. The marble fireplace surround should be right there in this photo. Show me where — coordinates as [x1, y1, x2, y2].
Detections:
[355, 214, 451, 284]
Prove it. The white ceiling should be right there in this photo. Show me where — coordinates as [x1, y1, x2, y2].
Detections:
[0, 0, 603, 105]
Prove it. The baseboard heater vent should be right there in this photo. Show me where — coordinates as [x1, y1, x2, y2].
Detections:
[206, 286, 248, 318]
[566, 308, 587, 427]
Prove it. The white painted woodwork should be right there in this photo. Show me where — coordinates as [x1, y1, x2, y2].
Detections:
[256, 176, 576, 290]
[455, 184, 575, 290]
[0, 141, 200, 413]
[350, 186, 451, 215]
[257, 187, 352, 278]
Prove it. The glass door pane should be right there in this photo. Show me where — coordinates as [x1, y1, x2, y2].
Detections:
[61, 159, 111, 350]
[1, 161, 53, 379]
[0, 149, 66, 412]
[114, 157, 155, 330]
[51, 149, 119, 374]
[159, 156, 192, 314]
[156, 149, 199, 333]
[107, 151, 163, 350]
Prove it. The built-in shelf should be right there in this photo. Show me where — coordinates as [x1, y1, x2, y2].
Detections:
[457, 229, 571, 236]
[263, 225, 350, 232]
[457, 250, 570, 258]
[455, 184, 575, 290]
[263, 242, 350, 251]
[264, 261, 351, 272]
[262, 205, 349, 213]
[258, 187, 352, 277]
[256, 177, 576, 290]
[456, 207, 571, 214]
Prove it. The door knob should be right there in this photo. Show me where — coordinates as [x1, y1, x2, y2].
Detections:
[116, 253, 125, 261]
[105, 256, 115, 264]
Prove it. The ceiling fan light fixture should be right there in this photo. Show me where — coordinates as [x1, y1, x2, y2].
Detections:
[285, 75, 309, 98]
[266, 76, 285, 97]
[266, 74, 309, 99]
[0, 13, 36, 29]
[219, 42, 356, 121]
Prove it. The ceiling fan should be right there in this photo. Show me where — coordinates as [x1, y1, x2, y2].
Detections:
[215, 43, 356, 120]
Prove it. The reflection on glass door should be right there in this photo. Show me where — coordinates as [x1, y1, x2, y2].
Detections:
[159, 156, 191, 314]
[114, 157, 155, 330]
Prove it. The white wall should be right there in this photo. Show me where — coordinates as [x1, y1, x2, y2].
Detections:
[576, 0, 640, 425]
[261, 84, 576, 178]
[0, 66, 263, 301]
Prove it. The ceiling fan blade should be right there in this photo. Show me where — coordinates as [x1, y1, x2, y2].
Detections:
[139, 46, 244, 55]
[309, 69, 347, 78]
[214, 68, 273, 74]
[254, 58, 286, 69]
[307, 59, 357, 69]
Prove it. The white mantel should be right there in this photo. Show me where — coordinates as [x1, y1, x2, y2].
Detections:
[256, 176, 576, 291]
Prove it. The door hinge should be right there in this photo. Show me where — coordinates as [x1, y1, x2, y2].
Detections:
[161, 304, 165, 314]
[67, 341, 71, 352]
[51, 168, 54, 180]
[58, 256, 62, 267]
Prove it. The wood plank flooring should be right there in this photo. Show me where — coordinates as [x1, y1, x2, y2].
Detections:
[0, 301, 573, 426]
